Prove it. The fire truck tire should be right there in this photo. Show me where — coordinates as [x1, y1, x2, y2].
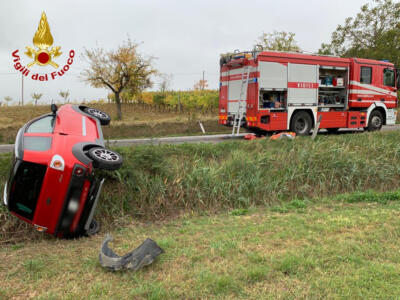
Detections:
[290, 111, 312, 136]
[367, 110, 383, 131]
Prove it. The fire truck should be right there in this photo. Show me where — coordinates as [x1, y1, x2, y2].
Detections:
[218, 50, 399, 135]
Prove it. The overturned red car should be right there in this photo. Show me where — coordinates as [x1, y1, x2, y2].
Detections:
[2, 104, 123, 237]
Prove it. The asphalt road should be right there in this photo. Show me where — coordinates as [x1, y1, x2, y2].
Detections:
[0, 133, 246, 153]
[1, 125, 399, 154]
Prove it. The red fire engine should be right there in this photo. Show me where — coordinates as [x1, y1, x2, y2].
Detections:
[218, 50, 399, 135]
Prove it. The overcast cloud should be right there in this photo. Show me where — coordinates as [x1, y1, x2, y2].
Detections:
[0, 0, 370, 105]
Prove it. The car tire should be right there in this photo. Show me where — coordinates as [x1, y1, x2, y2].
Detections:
[88, 147, 123, 170]
[367, 110, 383, 131]
[83, 107, 111, 125]
[85, 219, 100, 237]
[290, 111, 312, 136]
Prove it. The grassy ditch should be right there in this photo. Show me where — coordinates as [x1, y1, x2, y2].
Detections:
[2, 195, 400, 299]
[98, 129, 400, 220]
[1, 129, 400, 242]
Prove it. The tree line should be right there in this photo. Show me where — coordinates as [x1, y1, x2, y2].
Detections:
[78, 0, 399, 120]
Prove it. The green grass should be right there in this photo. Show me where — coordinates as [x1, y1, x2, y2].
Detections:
[97, 129, 400, 221]
[2, 197, 400, 299]
[2, 129, 400, 242]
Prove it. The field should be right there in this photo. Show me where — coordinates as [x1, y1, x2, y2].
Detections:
[2, 193, 400, 299]
[0, 103, 231, 144]
[2, 122, 400, 298]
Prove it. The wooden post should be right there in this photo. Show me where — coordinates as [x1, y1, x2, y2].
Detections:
[311, 114, 322, 140]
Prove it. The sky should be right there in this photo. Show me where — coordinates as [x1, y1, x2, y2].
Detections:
[0, 0, 371, 105]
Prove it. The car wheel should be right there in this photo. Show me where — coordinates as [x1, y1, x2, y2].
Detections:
[290, 111, 312, 136]
[88, 147, 123, 170]
[85, 219, 100, 237]
[367, 110, 383, 131]
[83, 107, 111, 125]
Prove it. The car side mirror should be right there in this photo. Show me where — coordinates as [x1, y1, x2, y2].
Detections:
[51, 104, 58, 114]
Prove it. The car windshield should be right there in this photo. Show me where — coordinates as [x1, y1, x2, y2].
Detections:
[8, 160, 47, 220]
[26, 116, 55, 133]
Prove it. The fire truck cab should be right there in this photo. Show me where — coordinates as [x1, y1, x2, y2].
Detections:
[219, 50, 399, 135]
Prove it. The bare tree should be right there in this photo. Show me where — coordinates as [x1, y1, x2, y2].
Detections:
[4, 96, 12, 106]
[59, 90, 70, 103]
[31, 93, 43, 106]
[81, 39, 157, 120]
[159, 73, 173, 93]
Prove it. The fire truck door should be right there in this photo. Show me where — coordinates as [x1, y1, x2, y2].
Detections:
[287, 64, 318, 106]
[227, 67, 247, 115]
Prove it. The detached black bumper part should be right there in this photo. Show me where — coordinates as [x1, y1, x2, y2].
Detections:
[99, 234, 164, 271]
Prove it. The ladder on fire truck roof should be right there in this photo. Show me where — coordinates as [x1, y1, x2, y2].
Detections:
[232, 65, 250, 136]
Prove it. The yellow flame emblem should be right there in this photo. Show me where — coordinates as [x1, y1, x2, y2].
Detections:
[25, 12, 62, 68]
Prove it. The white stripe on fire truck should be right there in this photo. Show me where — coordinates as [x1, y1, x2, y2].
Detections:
[349, 89, 385, 95]
[220, 67, 257, 77]
[349, 81, 397, 97]
[349, 100, 397, 103]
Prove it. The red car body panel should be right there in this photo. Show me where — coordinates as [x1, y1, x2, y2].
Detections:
[5, 104, 106, 236]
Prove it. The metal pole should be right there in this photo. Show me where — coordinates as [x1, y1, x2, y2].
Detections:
[202, 70, 205, 90]
[178, 92, 181, 113]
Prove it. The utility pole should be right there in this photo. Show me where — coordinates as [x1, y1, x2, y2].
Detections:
[202, 70, 205, 90]
[21, 74, 24, 106]
[178, 92, 181, 113]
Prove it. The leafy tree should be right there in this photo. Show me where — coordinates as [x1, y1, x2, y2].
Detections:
[153, 93, 166, 105]
[255, 31, 301, 52]
[4, 96, 12, 106]
[107, 93, 114, 104]
[82, 39, 157, 120]
[31, 93, 42, 106]
[193, 79, 208, 91]
[59, 90, 70, 103]
[319, 0, 400, 66]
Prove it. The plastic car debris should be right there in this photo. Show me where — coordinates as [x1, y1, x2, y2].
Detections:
[99, 234, 164, 271]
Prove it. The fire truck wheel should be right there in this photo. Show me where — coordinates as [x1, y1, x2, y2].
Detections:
[83, 107, 111, 125]
[290, 111, 312, 136]
[367, 110, 383, 131]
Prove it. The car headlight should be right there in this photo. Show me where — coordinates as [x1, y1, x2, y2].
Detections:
[50, 155, 65, 171]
